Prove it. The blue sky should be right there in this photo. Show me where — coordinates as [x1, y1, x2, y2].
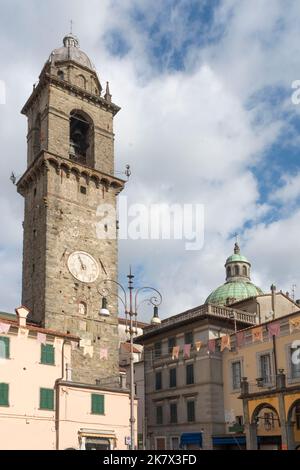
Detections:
[1, 0, 300, 317]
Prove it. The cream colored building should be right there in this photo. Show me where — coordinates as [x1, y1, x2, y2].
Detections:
[0, 308, 136, 450]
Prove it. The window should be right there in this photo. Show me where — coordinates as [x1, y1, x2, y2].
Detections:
[0, 337, 10, 359]
[232, 361, 242, 390]
[168, 337, 176, 354]
[290, 346, 300, 379]
[155, 371, 162, 390]
[171, 437, 180, 450]
[260, 353, 272, 385]
[236, 415, 243, 426]
[57, 70, 64, 80]
[78, 301, 87, 315]
[187, 400, 195, 422]
[170, 403, 177, 424]
[296, 404, 300, 430]
[156, 406, 163, 425]
[80, 186, 87, 195]
[41, 344, 55, 365]
[154, 341, 162, 358]
[40, 388, 54, 410]
[263, 412, 275, 431]
[33, 115, 41, 157]
[186, 364, 194, 385]
[227, 266, 231, 277]
[0, 383, 9, 406]
[169, 368, 177, 388]
[91, 394, 105, 415]
[69, 111, 92, 165]
[184, 331, 193, 346]
[235, 265, 240, 276]
[243, 265, 247, 276]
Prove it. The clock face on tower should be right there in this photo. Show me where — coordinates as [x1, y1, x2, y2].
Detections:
[67, 251, 99, 283]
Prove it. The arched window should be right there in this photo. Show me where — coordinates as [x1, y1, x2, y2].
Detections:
[69, 110, 93, 165]
[243, 265, 247, 276]
[78, 301, 87, 316]
[235, 265, 240, 276]
[58, 70, 64, 80]
[227, 266, 231, 278]
[77, 74, 86, 90]
[32, 114, 41, 157]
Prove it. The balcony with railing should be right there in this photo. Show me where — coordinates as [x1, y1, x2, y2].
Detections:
[143, 303, 257, 337]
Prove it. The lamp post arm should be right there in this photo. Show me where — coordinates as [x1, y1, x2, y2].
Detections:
[134, 287, 162, 313]
[98, 278, 128, 310]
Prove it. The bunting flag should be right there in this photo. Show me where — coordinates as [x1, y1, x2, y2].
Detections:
[267, 322, 281, 339]
[71, 341, 78, 351]
[37, 332, 47, 345]
[172, 345, 180, 360]
[252, 326, 263, 343]
[207, 339, 216, 353]
[289, 317, 300, 334]
[236, 331, 245, 349]
[54, 337, 64, 351]
[183, 344, 191, 358]
[80, 338, 91, 348]
[0, 323, 10, 334]
[18, 327, 29, 339]
[84, 345, 93, 358]
[221, 335, 231, 352]
[195, 340, 202, 352]
[100, 348, 108, 360]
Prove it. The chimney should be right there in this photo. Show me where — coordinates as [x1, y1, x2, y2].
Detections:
[15, 306, 30, 327]
[271, 285, 276, 317]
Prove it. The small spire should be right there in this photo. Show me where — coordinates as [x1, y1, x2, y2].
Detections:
[104, 81, 112, 102]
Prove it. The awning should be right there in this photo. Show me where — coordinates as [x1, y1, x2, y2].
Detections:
[212, 436, 246, 446]
[180, 433, 202, 448]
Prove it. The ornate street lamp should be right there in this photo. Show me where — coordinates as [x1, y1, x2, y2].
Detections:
[98, 267, 162, 450]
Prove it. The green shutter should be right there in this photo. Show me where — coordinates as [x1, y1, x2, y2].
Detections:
[41, 344, 55, 365]
[91, 394, 104, 415]
[0, 383, 9, 406]
[0, 337, 10, 359]
[40, 388, 54, 410]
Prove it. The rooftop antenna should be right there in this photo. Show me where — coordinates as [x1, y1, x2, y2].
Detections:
[292, 284, 297, 301]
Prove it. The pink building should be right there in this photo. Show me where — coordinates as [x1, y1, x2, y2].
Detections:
[0, 307, 136, 450]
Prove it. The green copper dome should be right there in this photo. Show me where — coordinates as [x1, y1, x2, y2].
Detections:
[205, 242, 264, 306]
[205, 281, 263, 305]
[225, 253, 250, 264]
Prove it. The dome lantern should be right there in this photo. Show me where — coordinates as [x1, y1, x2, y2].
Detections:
[205, 243, 263, 306]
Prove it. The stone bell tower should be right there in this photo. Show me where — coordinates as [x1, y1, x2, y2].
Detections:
[17, 34, 125, 383]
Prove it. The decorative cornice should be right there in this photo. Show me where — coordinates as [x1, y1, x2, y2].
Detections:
[17, 150, 125, 195]
[21, 70, 120, 117]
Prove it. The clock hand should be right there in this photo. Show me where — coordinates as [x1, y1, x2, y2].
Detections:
[78, 255, 86, 270]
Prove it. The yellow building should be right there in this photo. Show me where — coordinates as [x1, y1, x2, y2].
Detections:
[222, 312, 300, 450]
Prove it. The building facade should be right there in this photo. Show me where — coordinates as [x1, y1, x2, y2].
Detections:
[137, 245, 300, 450]
[222, 312, 300, 450]
[0, 308, 136, 450]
